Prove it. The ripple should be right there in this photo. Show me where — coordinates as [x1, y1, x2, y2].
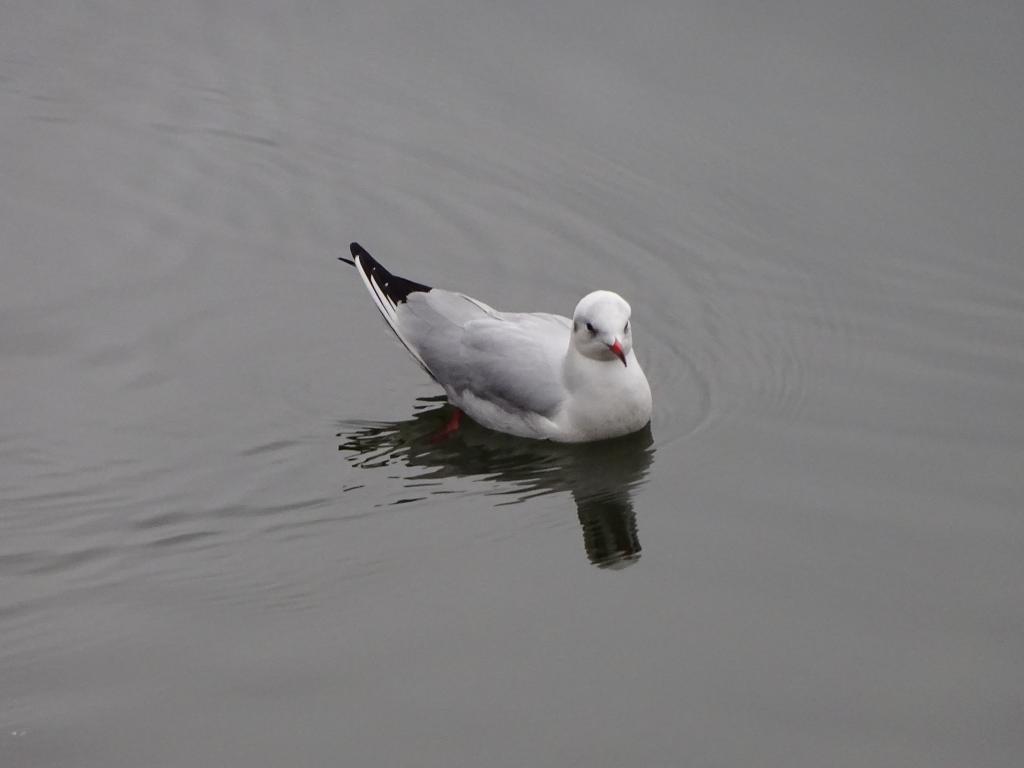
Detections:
[239, 438, 303, 457]
[0, 546, 115, 577]
[143, 531, 219, 550]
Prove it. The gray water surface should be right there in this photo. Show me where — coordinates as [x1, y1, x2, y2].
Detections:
[2, 1, 1023, 766]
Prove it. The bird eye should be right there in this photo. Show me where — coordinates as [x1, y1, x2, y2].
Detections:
[624, 321, 630, 333]
[585, 322, 596, 334]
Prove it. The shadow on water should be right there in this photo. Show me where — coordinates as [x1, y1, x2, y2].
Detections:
[337, 397, 655, 569]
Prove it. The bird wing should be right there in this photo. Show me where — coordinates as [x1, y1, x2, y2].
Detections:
[348, 242, 435, 377]
[398, 291, 571, 416]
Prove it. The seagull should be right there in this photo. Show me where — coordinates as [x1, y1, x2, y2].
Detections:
[340, 242, 652, 443]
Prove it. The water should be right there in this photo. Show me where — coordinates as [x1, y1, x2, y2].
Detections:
[2, 1, 1023, 766]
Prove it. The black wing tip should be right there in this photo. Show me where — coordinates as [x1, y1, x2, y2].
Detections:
[348, 242, 432, 303]
[338, 241, 365, 266]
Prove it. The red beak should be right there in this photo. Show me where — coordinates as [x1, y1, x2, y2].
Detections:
[609, 340, 627, 366]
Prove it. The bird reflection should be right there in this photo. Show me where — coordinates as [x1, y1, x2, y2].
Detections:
[337, 397, 654, 568]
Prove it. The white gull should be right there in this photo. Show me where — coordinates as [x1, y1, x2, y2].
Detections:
[342, 242, 652, 443]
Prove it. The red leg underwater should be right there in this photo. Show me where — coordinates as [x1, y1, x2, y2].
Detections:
[431, 408, 463, 443]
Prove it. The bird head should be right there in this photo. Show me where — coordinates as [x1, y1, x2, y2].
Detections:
[571, 290, 633, 366]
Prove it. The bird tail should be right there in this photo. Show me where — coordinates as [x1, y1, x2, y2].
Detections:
[341, 242, 435, 378]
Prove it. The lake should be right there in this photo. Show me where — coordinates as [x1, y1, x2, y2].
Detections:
[2, 1, 1022, 766]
